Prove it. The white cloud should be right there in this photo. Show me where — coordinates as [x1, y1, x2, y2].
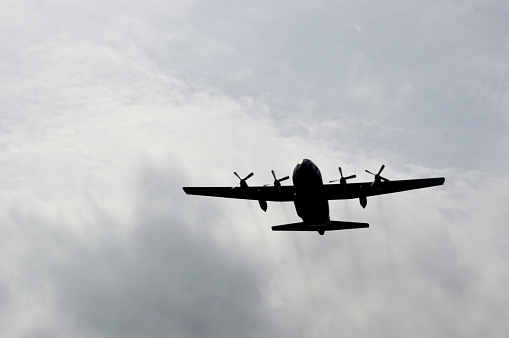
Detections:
[0, 0, 508, 337]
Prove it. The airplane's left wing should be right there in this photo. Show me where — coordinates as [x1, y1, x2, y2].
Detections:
[323, 177, 445, 200]
[182, 185, 295, 202]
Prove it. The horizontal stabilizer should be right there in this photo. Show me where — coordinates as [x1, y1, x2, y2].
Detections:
[272, 220, 369, 233]
[272, 222, 318, 232]
[325, 220, 369, 230]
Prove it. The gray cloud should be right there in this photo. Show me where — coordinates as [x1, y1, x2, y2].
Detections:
[0, 1, 508, 337]
[47, 167, 271, 338]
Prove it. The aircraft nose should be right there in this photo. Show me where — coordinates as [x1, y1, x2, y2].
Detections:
[293, 159, 312, 179]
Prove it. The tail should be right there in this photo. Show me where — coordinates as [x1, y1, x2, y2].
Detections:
[272, 220, 369, 235]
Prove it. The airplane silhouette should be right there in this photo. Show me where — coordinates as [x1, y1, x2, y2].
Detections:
[183, 159, 445, 235]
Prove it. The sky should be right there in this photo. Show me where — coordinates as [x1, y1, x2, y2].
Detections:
[1, 0, 508, 337]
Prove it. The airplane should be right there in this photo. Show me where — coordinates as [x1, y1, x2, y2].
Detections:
[182, 159, 445, 235]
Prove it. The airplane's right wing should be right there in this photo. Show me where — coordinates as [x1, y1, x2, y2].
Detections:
[183, 185, 295, 202]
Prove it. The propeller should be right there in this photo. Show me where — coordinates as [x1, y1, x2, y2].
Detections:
[365, 165, 390, 186]
[265, 170, 289, 194]
[329, 167, 356, 189]
[233, 172, 254, 191]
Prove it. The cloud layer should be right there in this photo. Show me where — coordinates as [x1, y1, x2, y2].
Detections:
[1, 1, 508, 337]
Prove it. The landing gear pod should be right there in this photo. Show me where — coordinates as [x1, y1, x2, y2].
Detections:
[259, 199, 268, 212]
[359, 196, 367, 208]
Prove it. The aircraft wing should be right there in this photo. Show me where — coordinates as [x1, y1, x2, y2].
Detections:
[323, 177, 445, 200]
[182, 185, 295, 202]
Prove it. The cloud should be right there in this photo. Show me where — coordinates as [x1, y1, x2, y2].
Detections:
[47, 167, 271, 338]
[0, 1, 508, 337]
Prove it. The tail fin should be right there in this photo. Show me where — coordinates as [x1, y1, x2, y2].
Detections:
[272, 220, 368, 234]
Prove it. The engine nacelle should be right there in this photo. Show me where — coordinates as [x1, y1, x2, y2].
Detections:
[359, 196, 367, 208]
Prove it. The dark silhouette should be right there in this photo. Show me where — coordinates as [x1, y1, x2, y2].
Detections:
[183, 159, 445, 235]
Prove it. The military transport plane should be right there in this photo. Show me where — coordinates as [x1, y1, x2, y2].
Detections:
[182, 159, 445, 235]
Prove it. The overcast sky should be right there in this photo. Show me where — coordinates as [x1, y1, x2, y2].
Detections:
[1, 0, 508, 337]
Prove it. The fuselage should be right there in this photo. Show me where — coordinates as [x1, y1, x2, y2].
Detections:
[292, 159, 330, 225]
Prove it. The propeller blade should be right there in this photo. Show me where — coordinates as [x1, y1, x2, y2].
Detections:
[266, 170, 289, 193]
[366, 165, 389, 186]
[233, 172, 253, 189]
[331, 167, 356, 185]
